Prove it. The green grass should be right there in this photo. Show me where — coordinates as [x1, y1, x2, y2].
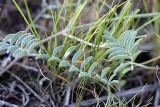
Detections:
[1, 0, 159, 106]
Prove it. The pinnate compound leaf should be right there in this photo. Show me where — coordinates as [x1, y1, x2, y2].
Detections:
[78, 72, 90, 78]
[101, 67, 110, 78]
[0, 31, 39, 59]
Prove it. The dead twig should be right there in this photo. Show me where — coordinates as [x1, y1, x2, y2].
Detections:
[69, 84, 159, 107]
[154, 88, 160, 107]
[9, 72, 45, 103]
[15, 63, 39, 73]
[0, 58, 19, 76]
[0, 100, 19, 107]
[64, 85, 72, 106]
[17, 85, 30, 106]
